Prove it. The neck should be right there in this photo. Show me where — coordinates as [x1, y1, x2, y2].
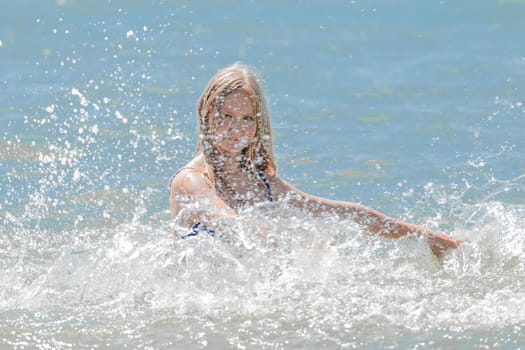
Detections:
[217, 154, 244, 177]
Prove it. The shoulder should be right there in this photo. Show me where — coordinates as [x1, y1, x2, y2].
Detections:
[267, 175, 298, 197]
[268, 175, 326, 203]
[170, 162, 213, 197]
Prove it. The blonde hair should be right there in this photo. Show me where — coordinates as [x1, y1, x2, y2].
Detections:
[195, 63, 277, 178]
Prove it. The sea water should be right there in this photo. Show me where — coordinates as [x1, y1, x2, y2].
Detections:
[1, 0, 524, 349]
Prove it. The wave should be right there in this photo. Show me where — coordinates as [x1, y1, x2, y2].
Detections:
[2, 193, 524, 336]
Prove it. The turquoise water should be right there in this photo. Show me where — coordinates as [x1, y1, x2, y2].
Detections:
[1, 1, 524, 349]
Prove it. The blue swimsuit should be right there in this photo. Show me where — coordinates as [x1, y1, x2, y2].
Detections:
[178, 170, 273, 239]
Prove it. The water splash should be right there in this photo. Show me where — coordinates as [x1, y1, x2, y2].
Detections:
[2, 188, 524, 347]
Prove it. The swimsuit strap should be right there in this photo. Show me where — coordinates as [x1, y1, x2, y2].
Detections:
[257, 170, 273, 202]
[181, 221, 216, 239]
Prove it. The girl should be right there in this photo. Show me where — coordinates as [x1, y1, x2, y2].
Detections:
[170, 63, 462, 258]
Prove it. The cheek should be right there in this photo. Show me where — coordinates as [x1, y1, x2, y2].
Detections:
[246, 123, 257, 137]
[215, 124, 228, 135]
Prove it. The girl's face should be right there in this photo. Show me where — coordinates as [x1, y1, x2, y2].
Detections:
[213, 90, 257, 157]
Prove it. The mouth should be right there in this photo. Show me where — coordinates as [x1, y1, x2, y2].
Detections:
[215, 134, 249, 150]
[229, 137, 248, 146]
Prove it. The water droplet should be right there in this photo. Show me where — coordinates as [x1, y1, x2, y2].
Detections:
[73, 169, 81, 182]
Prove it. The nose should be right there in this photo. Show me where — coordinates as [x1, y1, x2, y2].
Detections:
[224, 121, 243, 135]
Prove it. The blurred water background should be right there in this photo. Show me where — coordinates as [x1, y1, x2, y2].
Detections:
[1, 0, 524, 349]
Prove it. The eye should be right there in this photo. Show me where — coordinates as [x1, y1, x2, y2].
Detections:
[242, 115, 254, 122]
[216, 114, 232, 125]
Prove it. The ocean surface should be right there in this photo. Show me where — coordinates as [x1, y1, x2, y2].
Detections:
[1, 0, 524, 349]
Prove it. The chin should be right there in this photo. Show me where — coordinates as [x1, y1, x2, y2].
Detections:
[218, 147, 243, 158]
[219, 144, 248, 156]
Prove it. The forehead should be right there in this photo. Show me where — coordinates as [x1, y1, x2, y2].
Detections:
[221, 90, 254, 115]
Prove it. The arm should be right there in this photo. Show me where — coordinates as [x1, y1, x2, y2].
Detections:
[274, 178, 461, 258]
[169, 169, 235, 228]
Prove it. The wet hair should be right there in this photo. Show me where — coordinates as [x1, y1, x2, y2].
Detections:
[195, 62, 277, 178]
